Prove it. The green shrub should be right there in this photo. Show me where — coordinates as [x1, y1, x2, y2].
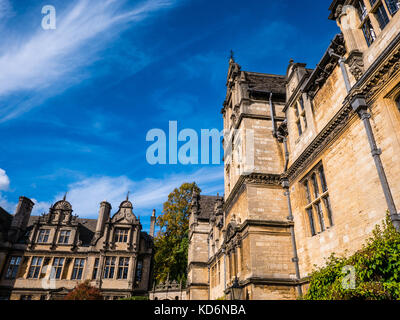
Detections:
[303, 213, 400, 300]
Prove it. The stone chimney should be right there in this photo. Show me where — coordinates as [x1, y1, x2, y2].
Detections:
[95, 201, 111, 236]
[8, 196, 34, 243]
[150, 209, 156, 238]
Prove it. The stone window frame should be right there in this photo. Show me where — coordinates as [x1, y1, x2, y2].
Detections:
[372, 1, 390, 29]
[114, 228, 129, 243]
[116, 257, 130, 280]
[294, 100, 303, 137]
[135, 259, 143, 283]
[301, 162, 334, 237]
[27, 256, 44, 279]
[103, 256, 116, 279]
[92, 258, 99, 280]
[396, 94, 400, 112]
[58, 230, 71, 244]
[51, 257, 65, 280]
[384, 0, 400, 15]
[37, 229, 50, 243]
[5, 256, 22, 280]
[71, 258, 85, 280]
[357, 0, 397, 46]
[293, 94, 309, 139]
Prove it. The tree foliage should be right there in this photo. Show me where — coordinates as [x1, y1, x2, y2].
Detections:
[303, 213, 400, 300]
[153, 182, 201, 286]
[64, 280, 103, 300]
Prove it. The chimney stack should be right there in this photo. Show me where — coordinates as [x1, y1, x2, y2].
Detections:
[150, 209, 156, 237]
[8, 196, 34, 243]
[95, 201, 111, 236]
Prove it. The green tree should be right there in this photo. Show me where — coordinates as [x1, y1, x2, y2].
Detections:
[153, 182, 201, 286]
[303, 213, 400, 300]
[64, 280, 103, 300]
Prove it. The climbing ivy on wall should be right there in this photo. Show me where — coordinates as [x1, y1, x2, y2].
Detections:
[303, 213, 400, 300]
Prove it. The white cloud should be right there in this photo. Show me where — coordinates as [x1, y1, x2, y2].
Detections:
[0, 0, 179, 122]
[0, 168, 10, 191]
[36, 167, 224, 219]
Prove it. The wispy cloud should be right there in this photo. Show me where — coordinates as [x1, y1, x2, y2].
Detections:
[30, 166, 224, 218]
[0, 168, 10, 191]
[0, 0, 179, 122]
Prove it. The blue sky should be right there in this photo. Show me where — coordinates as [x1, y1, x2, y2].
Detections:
[0, 0, 338, 231]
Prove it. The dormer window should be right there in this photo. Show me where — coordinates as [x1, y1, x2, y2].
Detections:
[37, 229, 50, 243]
[114, 228, 129, 243]
[58, 230, 71, 244]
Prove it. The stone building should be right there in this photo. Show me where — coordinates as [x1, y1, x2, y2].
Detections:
[149, 280, 187, 300]
[0, 195, 155, 300]
[187, 0, 400, 300]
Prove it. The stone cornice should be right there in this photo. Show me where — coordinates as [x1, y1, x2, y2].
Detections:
[286, 103, 355, 182]
[285, 30, 400, 183]
[223, 174, 281, 214]
[240, 277, 299, 287]
[349, 32, 400, 104]
[235, 113, 285, 130]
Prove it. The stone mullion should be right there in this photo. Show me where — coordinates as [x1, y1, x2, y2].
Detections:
[29, 222, 40, 248]
[315, 167, 328, 231]
[128, 253, 138, 290]
[127, 226, 133, 250]
[24, 256, 33, 279]
[97, 255, 105, 289]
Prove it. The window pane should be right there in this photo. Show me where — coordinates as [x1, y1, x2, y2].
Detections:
[362, 18, 376, 46]
[357, 0, 368, 20]
[318, 166, 328, 193]
[323, 196, 334, 227]
[304, 181, 311, 204]
[375, 4, 390, 29]
[296, 121, 302, 136]
[385, 0, 400, 15]
[299, 97, 305, 111]
[311, 173, 319, 198]
[315, 202, 325, 232]
[307, 208, 316, 236]
[135, 260, 143, 282]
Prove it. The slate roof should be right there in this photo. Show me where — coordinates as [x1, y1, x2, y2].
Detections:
[244, 71, 286, 96]
[197, 196, 219, 221]
[0, 207, 12, 239]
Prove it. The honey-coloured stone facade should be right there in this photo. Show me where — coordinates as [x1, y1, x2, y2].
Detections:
[0, 196, 155, 300]
[187, 0, 400, 300]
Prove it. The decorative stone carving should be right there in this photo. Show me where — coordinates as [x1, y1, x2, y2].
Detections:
[346, 50, 364, 81]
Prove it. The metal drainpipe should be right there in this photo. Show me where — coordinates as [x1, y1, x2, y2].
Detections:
[328, 49, 352, 93]
[351, 97, 400, 231]
[330, 48, 400, 231]
[278, 135, 303, 297]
